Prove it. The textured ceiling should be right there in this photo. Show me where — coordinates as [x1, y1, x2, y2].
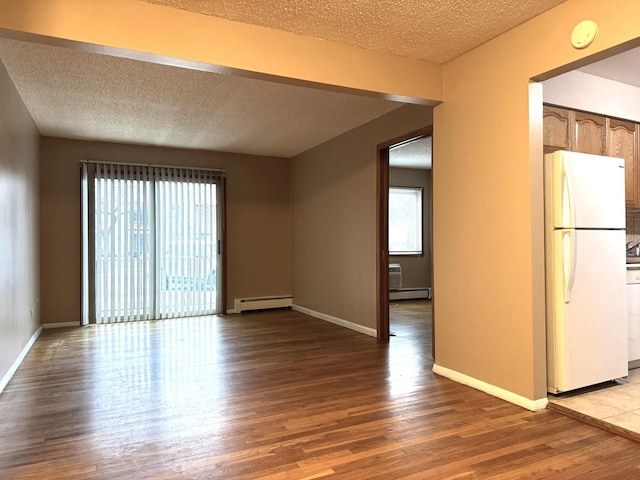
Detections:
[0, 38, 402, 158]
[390, 136, 432, 170]
[142, 0, 566, 64]
[0, 0, 573, 159]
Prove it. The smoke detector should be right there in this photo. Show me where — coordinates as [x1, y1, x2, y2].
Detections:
[571, 20, 598, 49]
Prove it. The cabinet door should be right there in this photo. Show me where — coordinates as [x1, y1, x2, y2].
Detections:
[608, 118, 639, 208]
[574, 111, 607, 155]
[543, 106, 572, 154]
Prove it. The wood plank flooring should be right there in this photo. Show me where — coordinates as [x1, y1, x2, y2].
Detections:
[1, 301, 640, 479]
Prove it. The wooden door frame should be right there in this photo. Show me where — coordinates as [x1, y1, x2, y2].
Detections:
[376, 126, 434, 345]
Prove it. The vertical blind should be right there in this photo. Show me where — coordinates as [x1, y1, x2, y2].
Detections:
[82, 162, 224, 324]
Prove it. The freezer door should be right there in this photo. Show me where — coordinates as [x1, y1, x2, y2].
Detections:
[547, 228, 627, 393]
[545, 151, 625, 229]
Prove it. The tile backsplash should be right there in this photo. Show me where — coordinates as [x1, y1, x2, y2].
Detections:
[627, 210, 640, 245]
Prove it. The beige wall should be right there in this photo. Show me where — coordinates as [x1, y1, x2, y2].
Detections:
[39, 138, 290, 324]
[389, 167, 432, 289]
[0, 60, 40, 383]
[291, 104, 433, 329]
[433, 0, 640, 401]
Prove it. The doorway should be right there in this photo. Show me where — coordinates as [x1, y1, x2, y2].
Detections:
[539, 44, 640, 439]
[377, 127, 433, 356]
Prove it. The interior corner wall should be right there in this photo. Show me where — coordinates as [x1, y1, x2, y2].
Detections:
[389, 167, 432, 289]
[39, 138, 291, 324]
[0, 60, 40, 383]
[291, 104, 433, 330]
[433, 0, 640, 402]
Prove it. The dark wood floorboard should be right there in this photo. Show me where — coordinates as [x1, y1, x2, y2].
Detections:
[0, 301, 639, 479]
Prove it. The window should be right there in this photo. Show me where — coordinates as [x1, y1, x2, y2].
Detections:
[389, 187, 422, 255]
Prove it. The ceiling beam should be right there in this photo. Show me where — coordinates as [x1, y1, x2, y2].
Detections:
[0, 0, 443, 105]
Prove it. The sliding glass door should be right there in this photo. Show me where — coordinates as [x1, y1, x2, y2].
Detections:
[82, 163, 224, 324]
[155, 170, 219, 319]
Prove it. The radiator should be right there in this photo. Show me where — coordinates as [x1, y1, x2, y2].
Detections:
[389, 264, 402, 290]
[234, 295, 293, 313]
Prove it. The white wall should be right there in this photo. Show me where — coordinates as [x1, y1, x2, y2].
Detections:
[543, 70, 640, 121]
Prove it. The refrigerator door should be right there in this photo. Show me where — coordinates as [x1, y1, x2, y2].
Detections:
[545, 151, 625, 229]
[547, 228, 627, 393]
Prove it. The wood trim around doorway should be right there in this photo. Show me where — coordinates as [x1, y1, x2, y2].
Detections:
[376, 126, 433, 343]
[376, 145, 390, 342]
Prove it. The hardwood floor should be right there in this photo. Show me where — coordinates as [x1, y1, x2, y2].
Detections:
[1, 303, 640, 479]
[390, 299, 433, 350]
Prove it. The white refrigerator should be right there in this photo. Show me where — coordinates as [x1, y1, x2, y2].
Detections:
[545, 150, 628, 394]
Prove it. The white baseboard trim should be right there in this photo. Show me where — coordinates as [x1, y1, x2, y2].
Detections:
[390, 288, 431, 301]
[292, 304, 377, 338]
[0, 326, 42, 395]
[432, 363, 548, 412]
[226, 309, 236, 314]
[42, 322, 80, 329]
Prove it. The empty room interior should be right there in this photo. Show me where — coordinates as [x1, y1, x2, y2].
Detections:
[3, 1, 640, 478]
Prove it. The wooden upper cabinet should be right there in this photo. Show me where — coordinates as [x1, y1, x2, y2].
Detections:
[543, 106, 572, 154]
[608, 118, 640, 208]
[573, 111, 607, 155]
[543, 104, 640, 209]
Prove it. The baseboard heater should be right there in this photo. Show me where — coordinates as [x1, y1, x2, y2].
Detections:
[389, 287, 432, 301]
[389, 263, 402, 290]
[234, 295, 293, 313]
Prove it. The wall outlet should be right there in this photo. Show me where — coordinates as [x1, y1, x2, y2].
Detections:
[30, 307, 34, 317]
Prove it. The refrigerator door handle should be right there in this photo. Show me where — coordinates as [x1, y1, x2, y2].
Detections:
[562, 229, 576, 303]
[561, 156, 576, 228]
